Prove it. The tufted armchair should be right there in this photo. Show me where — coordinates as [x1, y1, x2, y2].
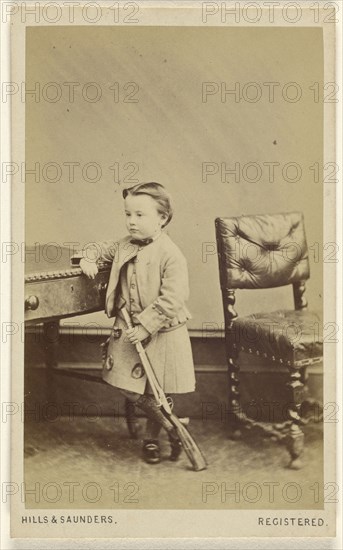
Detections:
[215, 212, 323, 469]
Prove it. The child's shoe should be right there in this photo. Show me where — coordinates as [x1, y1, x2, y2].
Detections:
[142, 439, 161, 464]
[168, 430, 183, 461]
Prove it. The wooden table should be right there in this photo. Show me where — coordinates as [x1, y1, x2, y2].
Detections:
[25, 245, 138, 437]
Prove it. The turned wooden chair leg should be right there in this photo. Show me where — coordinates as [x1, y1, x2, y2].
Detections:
[227, 355, 242, 440]
[300, 366, 323, 422]
[286, 367, 305, 469]
[125, 399, 139, 439]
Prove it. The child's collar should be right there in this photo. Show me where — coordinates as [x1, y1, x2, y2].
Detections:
[130, 231, 163, 247]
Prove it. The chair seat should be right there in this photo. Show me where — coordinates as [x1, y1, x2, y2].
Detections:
[230, 310, 323, 367]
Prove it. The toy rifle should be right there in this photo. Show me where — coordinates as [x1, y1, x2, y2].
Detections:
[121, 308, 207, 472]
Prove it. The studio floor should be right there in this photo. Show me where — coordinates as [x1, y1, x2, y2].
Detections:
[24, 416, 323, 510]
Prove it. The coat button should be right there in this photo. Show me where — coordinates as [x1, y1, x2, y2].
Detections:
[105, 355, 114, 371]
[131, 363, 144, 379]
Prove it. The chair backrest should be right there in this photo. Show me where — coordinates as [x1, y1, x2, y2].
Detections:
[215, 212, 310, 291]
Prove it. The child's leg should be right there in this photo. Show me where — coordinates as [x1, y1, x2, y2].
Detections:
[120, 390, 162, 439]
[144, 419, 162, 440]
[133, 394, 176, 434]
[135, 394, 182, 462]
[124, 398, 140, 439]
[119, 389, 174, 432]
[119, 389, 181, 463]
[143, 392, 171, 440]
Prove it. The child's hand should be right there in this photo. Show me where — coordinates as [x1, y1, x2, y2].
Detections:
[126, 324, 150, 344]
[80, 258, 98, 279]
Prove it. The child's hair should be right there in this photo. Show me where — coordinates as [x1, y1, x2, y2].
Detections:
[122, 182, 173, 228]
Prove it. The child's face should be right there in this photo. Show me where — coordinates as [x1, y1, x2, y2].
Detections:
[124, 194, 167, 240]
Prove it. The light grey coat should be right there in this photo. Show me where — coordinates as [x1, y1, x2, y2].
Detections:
[98, 233, 196, 394]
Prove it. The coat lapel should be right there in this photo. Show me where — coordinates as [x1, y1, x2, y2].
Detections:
[105, 237, 139, 316]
